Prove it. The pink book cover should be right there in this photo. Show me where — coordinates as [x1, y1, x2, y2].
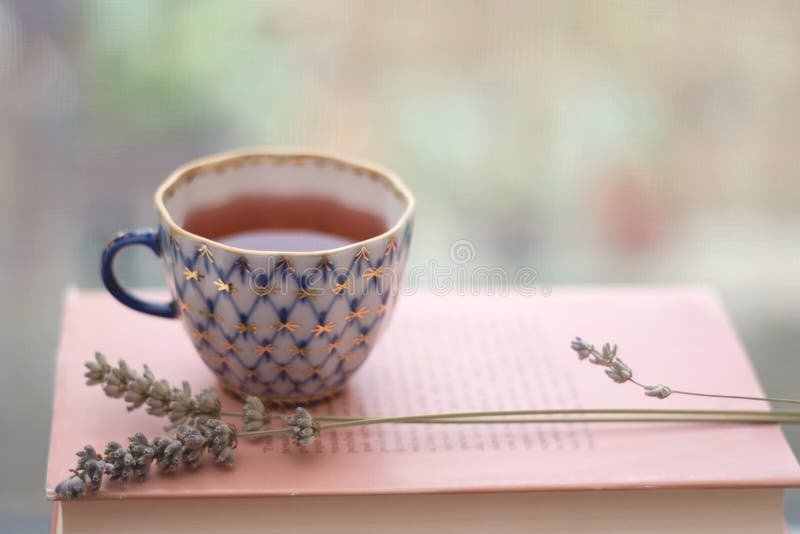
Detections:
[45, 287, 800, 500]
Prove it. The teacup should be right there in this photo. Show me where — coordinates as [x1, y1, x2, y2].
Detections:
[101, 148, 414, 405]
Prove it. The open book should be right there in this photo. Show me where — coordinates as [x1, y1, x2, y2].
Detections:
[47, 288, 800, 532]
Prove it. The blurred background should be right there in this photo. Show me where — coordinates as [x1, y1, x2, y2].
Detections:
[2, 1, 800, 530]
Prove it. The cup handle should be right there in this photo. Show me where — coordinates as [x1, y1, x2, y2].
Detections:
[100, 229, 178, 318]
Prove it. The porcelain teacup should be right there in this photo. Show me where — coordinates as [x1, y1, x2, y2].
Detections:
[101, 148, 414, 404]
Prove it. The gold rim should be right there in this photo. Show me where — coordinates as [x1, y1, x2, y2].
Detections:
[154, 147, 415, 257]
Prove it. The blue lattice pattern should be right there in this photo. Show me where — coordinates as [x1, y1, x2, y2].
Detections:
[157, 220, 412, 405]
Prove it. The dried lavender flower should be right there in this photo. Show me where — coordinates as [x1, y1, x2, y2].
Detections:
[54, 476, 86, 500]
[194, 388, 222, 426]
[145, 379, 172, 417]
[570, 337, 593, 360]
[591, 343, 617, 366]
[103, 441, 134, 485]
[201, 419, 237, 466]
[103, 359, 136, 398]
[153, 435, 183, 473]
[78, 455, 109, 492]
[55, 445, 109, 499]
[128, 433, 156, 482]
[604, 358, 633, 384]
[175, 425, 207, 469]
[644, 384, 673, 399]
[242, 396, 270, 431]
[85, 355, 224, 427]
[84, 352, 110, 385]
[124, 365, 154, 411]
[54, 422, 238, 501]
[571, 338, 634, 385]
[286, 407, 320, 447]
[168, 382, 196, 427]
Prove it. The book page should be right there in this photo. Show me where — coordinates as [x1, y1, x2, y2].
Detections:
[267, 307, 594, 456]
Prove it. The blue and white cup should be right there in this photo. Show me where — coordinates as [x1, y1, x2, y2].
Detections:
[101, 148, 414, 404]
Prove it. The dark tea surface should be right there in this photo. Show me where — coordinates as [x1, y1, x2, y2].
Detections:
[181, 194, 386, 252]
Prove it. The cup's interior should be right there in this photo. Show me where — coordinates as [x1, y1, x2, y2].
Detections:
[158, 152, 412, 253]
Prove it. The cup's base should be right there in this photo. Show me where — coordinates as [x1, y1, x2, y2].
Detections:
[220, 383, 347, 408]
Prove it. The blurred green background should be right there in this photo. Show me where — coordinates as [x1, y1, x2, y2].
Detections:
[2, 1, 800, 530]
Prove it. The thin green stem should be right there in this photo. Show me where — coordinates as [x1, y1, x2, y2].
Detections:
[264, 409, 800, 425]
[314, 408, 800, 422]
[627, 379, 800, 405]
[239, 408, 800, 438]
[315, 413, 800, 432]
[239, 415, 800, 438]
[241, 427, 294, 437]
[394, 416, 800, 425]
[670, 390, 800, 405]
[334, 415, 800, 425]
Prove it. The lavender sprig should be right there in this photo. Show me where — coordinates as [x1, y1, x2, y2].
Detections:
[285, 407, 320, 446]
[85, 353, 222, 427]
[202, 418, 238, 465]
[570, 336, 800, 405]
[571, 338, 636, 386]
[53, 420, 237, 500]
[242, 396, 270, 431]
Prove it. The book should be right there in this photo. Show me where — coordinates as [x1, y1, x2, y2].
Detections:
[46, 288, 800, 532]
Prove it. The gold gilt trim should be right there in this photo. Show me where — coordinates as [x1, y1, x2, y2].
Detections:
[296, 288, 318, 300]
[255, 344, 273, 356]
[354, 246, 369, 262]
[275, 256, 293, 270]
[198, 244, 214, 261]
[326, 341, 341, 354]
[274, 320, 300, 332]
[183, 267, 203, 281]
[253, 284, 274, 297]
[222, 340, 241, 353]
[385, 238, 397, 256]
[311, 322, 335, 336]
[200, 309, 221, 323]
[234, 256, 252, 272]
[317, 256, 333, 272]
[376, 304, 388, 317]
[363, 267, 385, 281]
[346, 306, 369, 322]
[192, 329, 210, 342]
[213, 278, 234, 293]
[290, 345, 307, 357]
[332, 279, 350, 295]
[178, 300, 190, 313]
[235, 322, 256, 335]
